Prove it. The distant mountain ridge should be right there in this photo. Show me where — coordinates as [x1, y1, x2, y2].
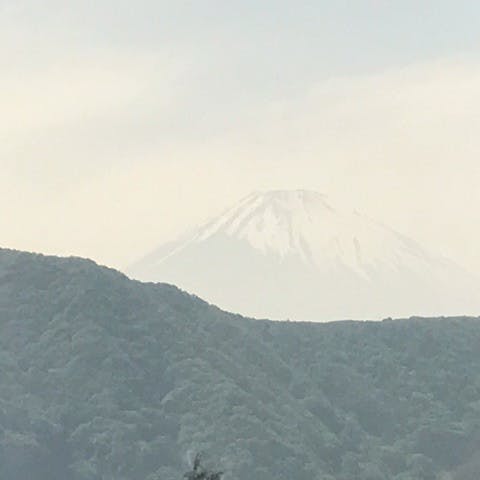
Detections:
[128, 190, 480, 320]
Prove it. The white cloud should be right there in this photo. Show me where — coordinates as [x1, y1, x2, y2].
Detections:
[1, 46, 189, 147]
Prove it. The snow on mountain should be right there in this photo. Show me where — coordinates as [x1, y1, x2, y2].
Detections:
[127, 190, 480, 321]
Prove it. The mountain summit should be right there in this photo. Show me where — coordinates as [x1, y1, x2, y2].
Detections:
[128, 190, 480, 320]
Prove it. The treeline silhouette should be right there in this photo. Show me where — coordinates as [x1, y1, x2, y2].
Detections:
[0, 248, 479, 479]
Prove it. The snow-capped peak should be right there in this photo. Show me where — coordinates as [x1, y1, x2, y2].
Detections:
[190, 189, 428, 278]
[197, 190, 333, 258]
[127, 189, 480, 321]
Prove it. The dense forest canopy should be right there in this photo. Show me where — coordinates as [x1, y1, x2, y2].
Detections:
[0, 248, 479, 480]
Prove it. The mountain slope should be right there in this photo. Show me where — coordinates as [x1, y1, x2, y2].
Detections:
[128, 190, 480, 320]
[1, 248, 480, 480]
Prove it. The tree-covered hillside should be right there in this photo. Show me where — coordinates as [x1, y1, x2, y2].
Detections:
[0, 248, 479, 480]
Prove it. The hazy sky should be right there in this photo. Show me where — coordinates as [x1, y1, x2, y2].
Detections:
[2, 1, 480, 272]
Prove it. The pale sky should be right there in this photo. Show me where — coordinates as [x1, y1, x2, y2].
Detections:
[2, 1, 480, 273]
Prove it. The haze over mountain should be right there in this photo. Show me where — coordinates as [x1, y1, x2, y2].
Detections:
[128, 190, 480, 321]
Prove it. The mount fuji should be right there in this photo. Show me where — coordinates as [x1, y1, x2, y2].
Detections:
[127, 190, 480, 321]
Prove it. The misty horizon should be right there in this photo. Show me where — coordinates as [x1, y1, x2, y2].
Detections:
[2, 1, 480, 282]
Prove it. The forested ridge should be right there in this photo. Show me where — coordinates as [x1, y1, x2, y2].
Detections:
[0, 248, 480, 480]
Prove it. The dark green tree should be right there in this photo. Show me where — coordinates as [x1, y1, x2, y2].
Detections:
[184, 454, 223, 480]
